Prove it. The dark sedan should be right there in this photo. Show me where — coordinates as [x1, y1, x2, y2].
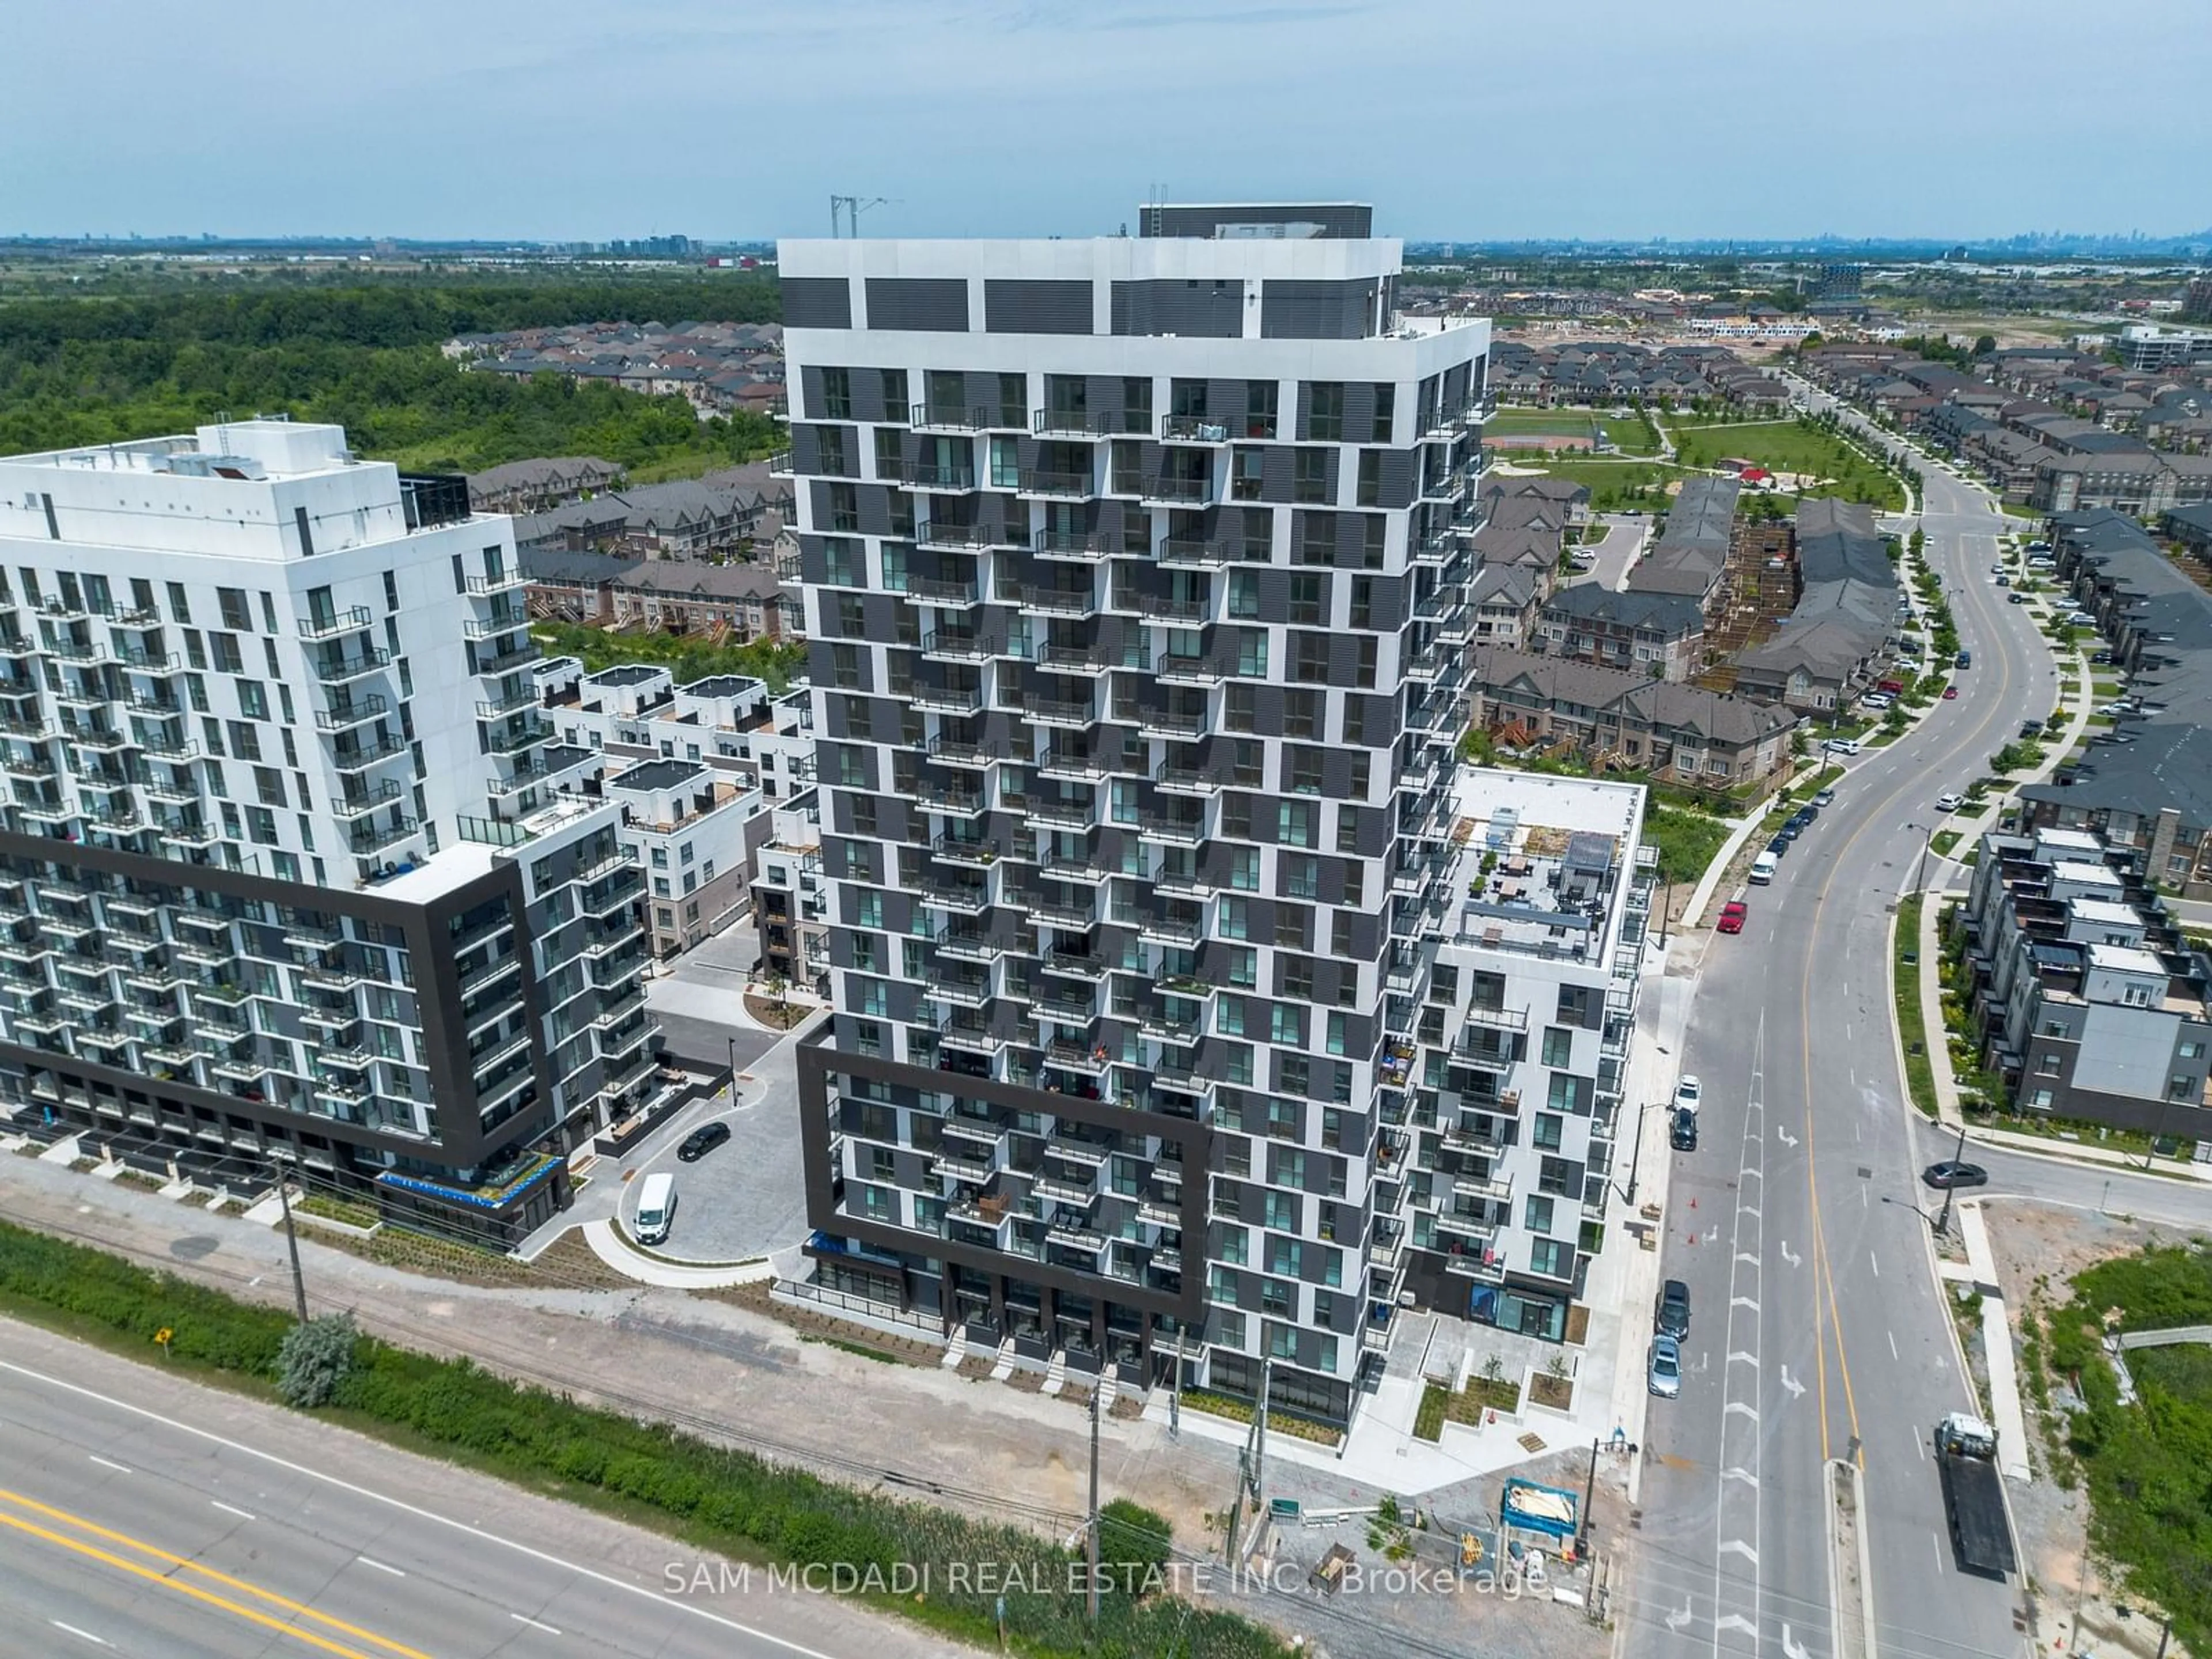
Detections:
[677, 1121, 733, 1162]
[1921, 1160, 1988, 1190]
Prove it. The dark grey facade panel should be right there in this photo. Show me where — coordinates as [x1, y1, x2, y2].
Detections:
[1110, 279, 1244, 340]
[1260, 279, 1376, 341]
[865, 276, 971, 333]
[983, 279, 1094, 336]
[783, 277, 854, 331]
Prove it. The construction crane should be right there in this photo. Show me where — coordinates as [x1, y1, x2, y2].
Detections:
[829, 195, 895, 237]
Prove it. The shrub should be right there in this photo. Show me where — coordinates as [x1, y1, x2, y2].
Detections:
[275, 1313, 359, 1408]
[1098, 1498, 1173, 1596]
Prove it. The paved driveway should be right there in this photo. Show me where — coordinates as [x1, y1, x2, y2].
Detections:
[1560, 516, 1649, 592]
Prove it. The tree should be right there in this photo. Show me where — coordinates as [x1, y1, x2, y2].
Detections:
[275, 1313, 359, 1408]
[1972, 334, 1997, 357]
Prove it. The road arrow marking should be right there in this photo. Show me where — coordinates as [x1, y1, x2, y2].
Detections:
[1783, 1624, 1811, 1659]
[1776, 1126, 1800, 1147]
[1780, 1366, 1806, 1400]
[1780, 1240, 1801, 1267]
[1665, 1601, 1693, 1634]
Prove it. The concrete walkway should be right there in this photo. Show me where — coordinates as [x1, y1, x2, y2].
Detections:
[577, 1217, 775, 1288]
[1945, 1203, 2032, 1482]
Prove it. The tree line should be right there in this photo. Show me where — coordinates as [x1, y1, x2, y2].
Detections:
[0, 278, 783, 475]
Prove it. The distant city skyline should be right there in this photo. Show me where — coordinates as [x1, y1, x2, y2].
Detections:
[6, 0, 2208, 244]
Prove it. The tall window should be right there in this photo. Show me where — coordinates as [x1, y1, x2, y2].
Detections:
[1304, 382, 1344, 442]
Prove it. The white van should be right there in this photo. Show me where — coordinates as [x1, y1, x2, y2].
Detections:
[634, 1172, 677, 1245]
[1749, 852, 1779, 885]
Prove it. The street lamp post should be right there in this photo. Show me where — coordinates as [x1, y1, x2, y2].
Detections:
[1934, 1118, 1969, 1236]
[1622, 1100, 1652, 1207]
[726, 1034, 738, 1101]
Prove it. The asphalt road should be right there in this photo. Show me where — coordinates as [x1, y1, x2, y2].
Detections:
[1624, 444, 2062, 1659]
[0, 1320, 958, 1659]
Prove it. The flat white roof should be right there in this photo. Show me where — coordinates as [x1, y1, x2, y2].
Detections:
[1453, 767, 1645, 844]
[2070, 898, 2143, 926]
[2087, 942, 2166, 977]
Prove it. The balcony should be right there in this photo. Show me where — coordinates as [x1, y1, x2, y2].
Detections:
[1012, 584, 1100, 620]
[1122, 590, 1209, 623]
[347, 815, 420, 857]
[474, 640, 540, 677]
[907, 574, 980, 605]
[1044, 1038, 1113, 1078]
[1137, 912, 1203, 946]
[1153, 760, 1223, 796]
[921, 630, 995, 664]
[1044, 948, 1109, 983]
[116, 648, 184, 677]
[1031, 528, 1115, 563]
[905, 463, 979, 494]
[1024, 696, 1095, 729]
[1024, 796, 1097, 833]
[911, 402, 990, 431]
[332, 781, 404, 821]
[330, 736, 408, 773]
[936, 1014, 1010, 1057]
[1031, 408, 1119, 438]
[313, 647, 392, 684]
[318, 695, 389, 732]
[925, 971, 993, 1009]
[156, 817, 219, 849]
[927, 734, 1001, 768]
[1157, 536, 1234, 569]
[1160, 415, 1233, 444]
[930, 832, 999, 869]
[935, 923, 1007, 964]
[1134, 706, 1207, 740]
[297, 605, 373, 642]
[1037, 641, 1116, 672]
[917, 879, 993, 916]
[909, 683, 984, 717]
[915, 779, 987, 817]
[1016, 469, 1094, 499]
[1032, 987, 1097, 1024]
[1138, 473, 1215, 506]
[914, 522, 997, 554]
[1154, 652, 1224, 687]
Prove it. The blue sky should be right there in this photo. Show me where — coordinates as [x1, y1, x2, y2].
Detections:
[5, 0, 2206, 243]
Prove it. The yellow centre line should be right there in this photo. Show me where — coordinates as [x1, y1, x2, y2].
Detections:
[0, 1487, 433, 1659]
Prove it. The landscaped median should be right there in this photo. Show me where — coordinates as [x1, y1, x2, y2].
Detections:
[0, 1220, 1286, 1659]
[1892, 892, 1940, 1120]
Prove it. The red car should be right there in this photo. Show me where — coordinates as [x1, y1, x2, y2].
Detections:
[1942, 686, 1959, 700]
[1716, 900, 1748, 934]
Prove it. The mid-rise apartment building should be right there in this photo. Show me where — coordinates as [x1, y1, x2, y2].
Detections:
[1395, 772, 1649, 1343]
[0, 421, 658, 1238]
[782, 205, 1497, 1426]
[1957, 826, 2211, 1141]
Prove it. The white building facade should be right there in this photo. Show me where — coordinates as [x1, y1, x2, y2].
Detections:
[0, 421, 656, 1238]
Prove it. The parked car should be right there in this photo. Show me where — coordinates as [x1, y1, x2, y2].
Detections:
[1935, 791, 1964, 812]
[2008, 592, 2028, 605]
[1656, 1279, 1692, 1338]
[1824, 736, 1862, 756]
[1813, 788, 1836, 806]
[2067, 612, 2099, 627]
[1671, 1107, 1699, 1152]
[1716, 900, 1748, 934]
[1861, 693, 1893, 712]
[1673, 1075, 1702, 1115]
[677, 1121, 733, 1162]
[2021, 720, 2046, 740]
[1922, 1161, 1989, 1190]
[1648, 1335, 1683, 1399]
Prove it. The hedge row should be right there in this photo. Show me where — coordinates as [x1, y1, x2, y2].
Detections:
[0, 1222, 1285, 1659]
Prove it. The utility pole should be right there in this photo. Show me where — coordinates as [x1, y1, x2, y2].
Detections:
[1086, 1381, 1101, 1624]
[1934, 1118, 1969, 1236]
[1622, 1099, 1650, 1206]
[275, 1156, 309, 1323]
[1168, 1330, 1182, 1439]
[1252, 1357, 1272, 1506]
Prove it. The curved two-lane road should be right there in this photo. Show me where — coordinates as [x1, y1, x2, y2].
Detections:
[1625, 456, 2062, 1659]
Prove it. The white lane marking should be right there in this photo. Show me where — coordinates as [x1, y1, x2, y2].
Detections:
[1933, 1530, 1944, 1569]
[1722, 1465, 1758, 1488]
[1728, 1350, 1759, 1367]
[1870, 1252, 1882, 1278]
[210, 1500, 255, 1521]
[1889, 1331, 1900, 1361]
[1719, 1539, 1759, 1567]
[1841, 982, 1849, 997]
[1736, 1252, 1760, 1267]
[50, 1623, 109, 1647]
[357, 1556, 407, 1577]
[86, 1455, 130, 1475]
[1726, 1400, 1760, 1423]
[1914, 1427, 1927, 1461]
[511, 1612, 562, 1636]
[0, 1359, 851, 1659]
[1716, 1613, 1759, 1637]
[1741, 1205, 1760, 1219]
[1732, 1297, 1760, 1313]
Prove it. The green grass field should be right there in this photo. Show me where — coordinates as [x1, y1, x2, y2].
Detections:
[1664, 418, 1905, 510]
[1487, 408, 1603, 439]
